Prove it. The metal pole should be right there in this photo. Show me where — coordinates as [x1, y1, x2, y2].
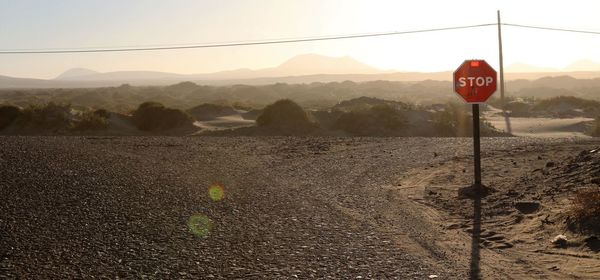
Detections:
[497, 10, 512, 134]
[472, 104, 481, 188]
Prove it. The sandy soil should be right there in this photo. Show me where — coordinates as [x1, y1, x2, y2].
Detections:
[193, 112, 255, 132]
[399, 141, 600, 279]
[487, 116, 594, 138]
[485, 106, 594, 138]
[0, 136, 598, 279]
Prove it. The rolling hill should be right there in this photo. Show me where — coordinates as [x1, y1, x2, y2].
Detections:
[1, 54, 600, 88]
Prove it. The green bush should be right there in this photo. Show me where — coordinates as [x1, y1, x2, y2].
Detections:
[533, 96, 600, 118]
[0, 105, 21, 130]
[132, 102, 193, 131]
[93, 109, 110, 119]
[333, 104, 406, 136]
[256, 99, 316, 131]
[431, 103, 471, 136]
[311, 110, 344, 130]
[506, 101, 533, 117]
[17, 102, 71, 129]
[431, 103, 506, 137]
[589, 115, 600, 137]
[71, 110, 109, 131]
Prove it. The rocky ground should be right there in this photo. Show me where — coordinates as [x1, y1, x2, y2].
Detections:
[401, 140, 600, 279]
[0, 136, 598, 279]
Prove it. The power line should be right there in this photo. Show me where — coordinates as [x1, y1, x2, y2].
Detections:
[503, 23, 600, 35]
[0, 23, 496, 54]
[1, 22, 598, 55]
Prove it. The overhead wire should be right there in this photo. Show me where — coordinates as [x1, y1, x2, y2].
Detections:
[0, 23, 497, 54]
[502, 23, 600, 35]
[0, 22, 598, 55]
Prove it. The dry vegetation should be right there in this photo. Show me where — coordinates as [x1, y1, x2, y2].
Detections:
[1, 80, 600, 137]
[570, 187, 600, 232]
[333, 104, 407, 136]
[590, 115, 600, 136]
[490, 95, 600, 118]
[131, 102, 193, 131]
[0, 105, 20, 129]
[0, 97, 512, 136]
[70, 110, 109, 131]
[256, 99, 317, 132]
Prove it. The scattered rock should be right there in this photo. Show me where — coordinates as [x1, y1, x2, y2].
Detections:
[545, 161, 555, 168]
[506, 189, 519, 197]
[551, 234, 568, 247]
[493, 242, 514, 249]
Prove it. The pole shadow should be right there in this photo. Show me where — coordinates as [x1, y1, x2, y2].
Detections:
[469, 187, 482, 280]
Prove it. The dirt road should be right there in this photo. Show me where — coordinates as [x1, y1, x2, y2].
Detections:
[0, 136, 595, 279]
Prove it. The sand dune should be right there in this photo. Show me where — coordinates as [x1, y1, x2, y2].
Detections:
[485, 106, 594, 138]
[193, 111, 255, 131]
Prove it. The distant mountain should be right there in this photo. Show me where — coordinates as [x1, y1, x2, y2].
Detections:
[565, 60, 600, 71]
[0, 75, 56, 88]
[266, 54, 381, 75]
[3, 54, 600, 89]
[58, 70, 187, 82]
[50, 54, 384, 84]
[55, 68, 99, 80]
[506, 63, 558, 73]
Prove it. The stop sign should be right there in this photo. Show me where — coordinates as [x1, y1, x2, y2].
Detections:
[453, 60, 497, 103]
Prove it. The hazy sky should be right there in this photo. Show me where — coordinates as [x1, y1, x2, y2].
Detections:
[1, 0, 599, 79]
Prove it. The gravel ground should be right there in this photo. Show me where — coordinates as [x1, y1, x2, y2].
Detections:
[0, 136, 580, 279]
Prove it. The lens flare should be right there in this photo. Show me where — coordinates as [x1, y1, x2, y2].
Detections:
[208, 184, 225, 201]
[187, 214, 213, 238]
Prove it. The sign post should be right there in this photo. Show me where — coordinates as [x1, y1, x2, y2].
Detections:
[472, 104, 481, 187]
[453, 60, 497, 189]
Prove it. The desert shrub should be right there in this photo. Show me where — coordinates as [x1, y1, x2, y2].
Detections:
[231, 102, 255, 111]
[311, 110, 344, 130]
[71, 110, 109, 131]
[569, 187, 600, 232]
[505, 101, 533, 117]
[17, 102, 71, 128]
[333, 96, 413, 112]
[333, 104, 406, 136]
[431, 103, 507, 137]
[0, 105, 21, 129]
[166, 81, 199, 94]
[93, 109, 111, 119]
[256, 99, 316, 131]
[533, 96, 600, 118]
[132, 102, 192, 131]
[431, 103, 471, 136]
[589, 115, 600, 137]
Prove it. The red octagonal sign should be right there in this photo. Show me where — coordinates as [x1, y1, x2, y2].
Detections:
[453, 60, 497, 103]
